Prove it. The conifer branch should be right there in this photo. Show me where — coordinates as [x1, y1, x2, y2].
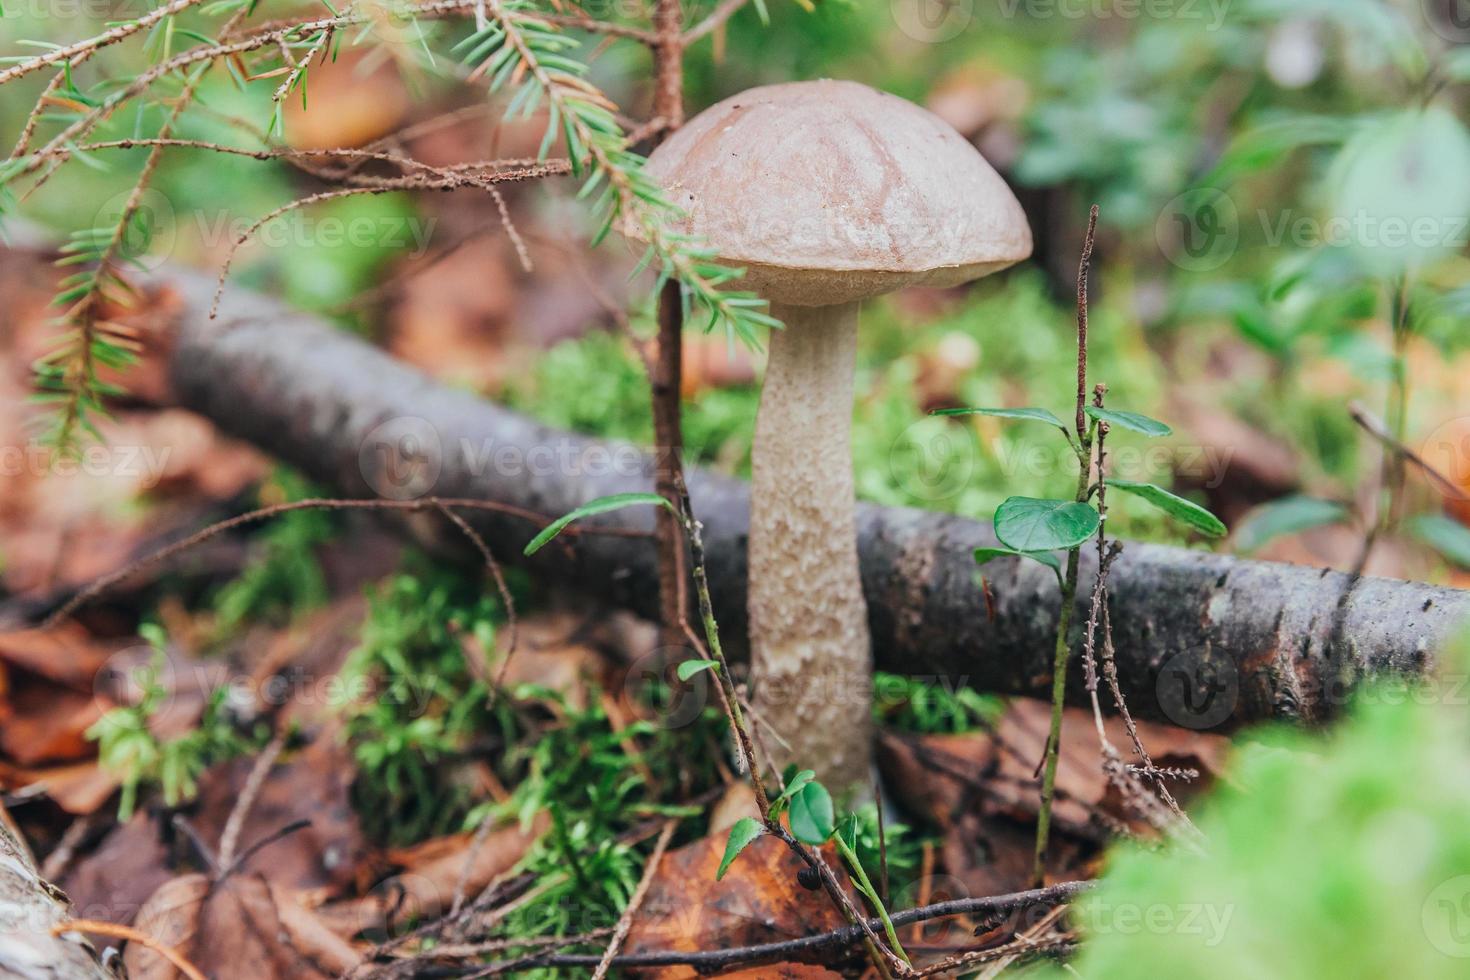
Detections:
[460, 0, 778, 347]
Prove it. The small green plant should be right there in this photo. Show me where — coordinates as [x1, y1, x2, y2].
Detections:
[935, 209, 1225, 884]
[873, 671, 1005, 735]
[87, 624, 262, 820]
[721, 774, 912, 966]
[472, 686, 722, 966]
[341, 565, 503, 844]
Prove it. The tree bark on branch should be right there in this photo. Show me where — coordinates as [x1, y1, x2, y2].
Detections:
[0, 821, 112, 979]
[91, 260, 1470, 731]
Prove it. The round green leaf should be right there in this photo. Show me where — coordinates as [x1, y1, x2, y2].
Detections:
[717, 817, 764, 880]
[994, 497, 1101, 552]
[788, 781, 836, 845]
[1085, 406, 1172, 437]
[1106, 479, 1226, 538]
[975, 546, 1062, 573]
[776, 769, 816, 805]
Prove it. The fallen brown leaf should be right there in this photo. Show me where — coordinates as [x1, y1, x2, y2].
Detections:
[62, 811, 173, 928]
[316, 818, 541, 940]
[124, 873, 358, 980]
[878, 698, 1229, 892]
[190, 738, 367, 895]
[622, 831, 854, 980]
[0, 759, 119, 815]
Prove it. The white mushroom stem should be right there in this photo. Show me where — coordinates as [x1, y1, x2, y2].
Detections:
[748, 300, 873, 798]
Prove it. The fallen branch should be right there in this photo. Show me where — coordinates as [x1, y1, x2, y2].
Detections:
[16, 244, 1470, 729]
[419, 883, 1090, 976]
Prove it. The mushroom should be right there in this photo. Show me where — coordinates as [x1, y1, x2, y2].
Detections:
[641, 79, 1032, 796]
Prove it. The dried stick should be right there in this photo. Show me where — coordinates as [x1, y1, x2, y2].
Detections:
[217, 732, 288, 870]
[1350, 400, 1470, 503]
[51, 920, 206, 980]
[683, 0, 753, 44]
[648, 0, 691, 676]
[449, 812, 501, 919]
[207, 164, 566, 317]
[433, 501, 519, 667]
[0, 0, 209, 86]
[589, 819, 676, 980]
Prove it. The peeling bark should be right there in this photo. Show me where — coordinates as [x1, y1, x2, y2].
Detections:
[139, 268, 1470, 732]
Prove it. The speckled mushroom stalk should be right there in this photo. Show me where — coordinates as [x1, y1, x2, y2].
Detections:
[636, 79, 1033, 797]
[748, 301, 871, 795]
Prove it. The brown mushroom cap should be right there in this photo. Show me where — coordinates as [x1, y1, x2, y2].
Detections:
[641, 79, 1033, 306]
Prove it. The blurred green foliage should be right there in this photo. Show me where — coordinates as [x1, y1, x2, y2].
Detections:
[88, 623, 267, 820]
[208, 469, 335, 635]
[1026, 644, 1470, 978]
[504, 274, 1206, 542]
[873, 670, 1006, 734]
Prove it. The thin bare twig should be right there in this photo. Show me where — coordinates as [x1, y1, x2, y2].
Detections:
[432, 501, 519, 665]
[216, 819, 312, 884]
[208, 164, 565, 317]
[39, 811, 102, 882]
[427, 883, 1089, 976]
[1350, 400, 1470, 502]
[42, 495, 644, 629]
[449, 811, 500, 919]
[683, 0, 752, 44]
[217, 732, 287, 870]
[0, 0, 209, 86]
[590, 819, 676, 980]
